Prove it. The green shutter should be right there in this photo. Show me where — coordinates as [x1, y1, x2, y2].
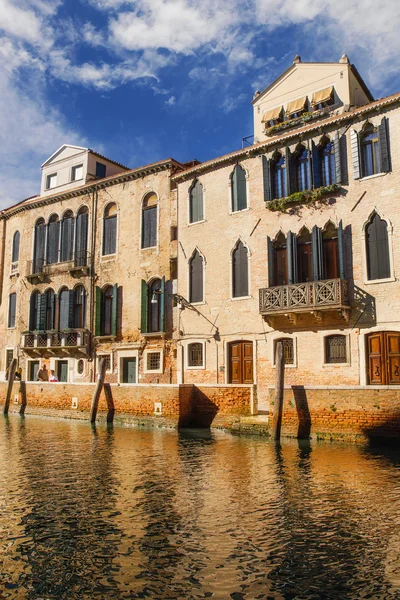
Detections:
[68, 290, 75, 328]
[311, 226, 323, 281]
[262, 156, 271, 202]
[140, 279, 148, 333]
[350, 129, 360, 179]
[334, 132, 342, 184]
[378, 117, 390, 173]
[160, 276, 165, 333]
[38, 293, 46, 331]
[338, 220, 346, 280]
[95, 286, 102, 337]
[112, 283, 118, 336]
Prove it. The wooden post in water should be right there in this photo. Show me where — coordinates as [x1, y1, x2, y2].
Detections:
[272, 341, 285, 441]
[3, 358, 17, 416]
[20, 381, 27, 416]
[90, 358, 107, 424]
[103, 383, 115, 424]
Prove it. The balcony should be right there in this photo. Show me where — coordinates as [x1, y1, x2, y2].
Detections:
[26, 252, 91, 283]
[259, 278, 350, 326]
[21, 329, 89, 355]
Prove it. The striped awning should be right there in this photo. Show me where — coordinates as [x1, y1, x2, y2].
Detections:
[285, 96, 307, 115]
[311, 86, 334, 105]
[261, 106, 283, 123]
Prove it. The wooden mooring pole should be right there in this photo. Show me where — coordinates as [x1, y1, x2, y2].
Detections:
[272, 342, 285, 441]
[19, 381, 27, 416]
[103, 383, 115, 424]
[3, 358, 17, 416]
[90, 358, 107, 424]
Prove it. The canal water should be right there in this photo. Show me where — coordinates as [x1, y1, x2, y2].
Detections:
[1, 416, 399, 600]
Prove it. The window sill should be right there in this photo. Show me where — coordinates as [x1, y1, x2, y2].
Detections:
[101, 254, 117, 261]
[322, 363, 350, 367]
[95, 335, 116, 341]
[142, 332, 165, 338]
[190, 301, 206, 307]
[230, 295, 252, 301]
[363, 277, 396, 285]
[186, 365, 205, 370]
[230, 207, 250, 215]
[143, 369, 164, 375]
[188, 219, 206, 227]
[359, 172, 388, 182]
[141, 245, 157, 251]
[272, 364, 297, 369]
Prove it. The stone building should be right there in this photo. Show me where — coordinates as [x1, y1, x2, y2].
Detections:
[0, 145, 183, 384]
[173, 55, 400, 407]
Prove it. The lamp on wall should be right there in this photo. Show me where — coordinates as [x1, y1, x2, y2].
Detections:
[151, 292, 158, 304]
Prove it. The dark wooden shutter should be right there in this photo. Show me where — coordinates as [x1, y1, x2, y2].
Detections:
[285, 147, 293, 195]
[104, 216, 116, 255]
[311, 141, 321, 189]
[262, 156, 271, 202]
[350, 129, 360, 179]
[368, 333, 385, 384]
[242, 342, 254, 383]
[38, 293, 46, 331]
[50, 292, 56, 329]
[8, 293, 16, 327]
[378, 116, 390, 173]
[267, 236, 274, 286]
[47, 220, 60, 264]
[160, 276, 165, 332]
[29, 294, 37, 330]
[95, 286, 102, 336]
[75, 212, 88, 266]
[229, 342, 242, 384]
[233, 242, 248, 297]
[232, 166, 247, 212]
[386, 332, 400, 384]
[61, 217, 74, 262]
[142, 206, 157, 248]
[112, 283, 118, 336]
[67, 290, 75, 328]
[334, 132, 342, 184]
[311, 225, 323, 281]
[338, 220, 346, 279]
[306, 147, 312, 190]
[190, 251, 203, 302]
[59, 290, 69, 331]
[286, 231, 297, 284]
[190, 181, 203, 222]
[140, 279, 148, 333]
[34, 223, 46, 272]
[366, 214, 390, 280]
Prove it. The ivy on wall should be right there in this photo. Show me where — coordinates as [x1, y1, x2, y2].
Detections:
[266, 183, 342, 212]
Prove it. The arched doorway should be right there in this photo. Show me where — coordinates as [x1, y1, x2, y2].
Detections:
[228, 341, 254, 384]
[366, 332, 400, 385]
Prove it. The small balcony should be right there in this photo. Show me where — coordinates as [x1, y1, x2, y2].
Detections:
[259, 278, 350, 326]
[26, 252, 91, 283]
[21, 329, 89, 355]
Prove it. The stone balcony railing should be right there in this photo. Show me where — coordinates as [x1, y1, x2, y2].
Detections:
[259, 278, 350, 323]
[21, 329, 89, 353]
[26, 252, 91, 282]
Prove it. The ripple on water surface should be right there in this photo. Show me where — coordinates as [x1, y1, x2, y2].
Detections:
[0, 416, 400, 599]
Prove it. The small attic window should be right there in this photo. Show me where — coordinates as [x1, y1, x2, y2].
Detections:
[311, 86, 334, 110]
[262, 106, 283, 127]
[286, 97, 307, 119]
[46, 173, 57, 189]
[96, 162, 106, 178]
[71, 164, 83, 181]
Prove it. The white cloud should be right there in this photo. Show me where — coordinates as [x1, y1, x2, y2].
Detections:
[165, 95, 176, 106]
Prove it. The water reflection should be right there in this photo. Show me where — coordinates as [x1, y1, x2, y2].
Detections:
[0, 417, 399, 599]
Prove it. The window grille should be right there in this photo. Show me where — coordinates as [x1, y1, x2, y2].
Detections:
[188, 343, 203, 367]
[275, 338, 294, 365]
[147, 352, 161, 371]
[325, 335, 347, 363]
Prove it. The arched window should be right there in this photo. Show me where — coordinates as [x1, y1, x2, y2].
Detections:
[273, 232, 288, 286]
[103, 203, 117, 256]
[231, 165, 247, 212]
[142, 192, 158, 249]
[232, 241, 249, 298]
[60, 210, 74, 262]
[297, 228, 312, 283]
[74, 285, 86, 328]
[75, 206, 89, 266]
[47, 214, 60, 264]
[322, 222, 339, 279]
[59, 287, 72, 331]
[148, 279, 162, 332]
[33, 218, 46, 274]
[271, 153, 287, 199]
[45, 288, 55, 330]
[29, 290, 39, 330]
[361, 124, 379, 178]
[295, 145, 310, 192]
[320, 139, 335, 186]
[12, 231, 20, 264]
[366, 213, 390, 280]
[102, 285, 114, 336]
[189, 180, 204, 223]
[8, 292, 16, 328]
[189, 250, 204, 303]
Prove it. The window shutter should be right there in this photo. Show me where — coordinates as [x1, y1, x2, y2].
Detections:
[47, 221, 60, 264]
[366, 214, 390, 280]
[286, 231, 298, 284]
[267, 236, 274, 286]
[68, 290, 75, 328]
[338, 220, 346, 279]
[232, 166, 247, 211]
[333, 132, 342, 184]
[140, 279, 148, 333]
[38, 293, 46, 331]
[311, 225, 323, 281]
[112, 283, 118, 336]
[76, 212, 88, 266]
[350, 129, 360, 179]
[190, 182, 203, 222]
[61, 218, 74, 262]
[378, 117, 390, 173]
[190, 251, 203, 303]
[285, 147, 292, 195]
[311, 141, 321, 189]
[262, 156, 271, 202]
[8, 293, 16, 327]
[160, 276, 165, 332]
[306, 148, 312, 190]
[95, 286, 102, 336]
[34, 223, 46, 272]
[50, 292, 56, 330]
[104, 216, 116, 255]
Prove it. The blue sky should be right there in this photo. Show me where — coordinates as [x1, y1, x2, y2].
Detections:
[0, 0, 399, 208]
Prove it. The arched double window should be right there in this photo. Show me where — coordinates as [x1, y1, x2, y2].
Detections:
[141, 192, 158, 249]
[33, 218, 46, 274]
[271, 153, 287, 199]
[294, 145, 310, 192]
[231, 165, 247, 212]
[75, 206, 89, 266]
[360, 124, 379, 178]
[95, 284, 118, 337]
[365, 212, 390, 280]
[189, 180, 204, 223]
[297, 227, 312, 283]
[47, 214, 60, 264]
[60, 210, 74, 262]
[189, 250, 204, 303]
[103, 203, 117, 255]
[12, 231, 20, 264]
[232, 240, 249, 298]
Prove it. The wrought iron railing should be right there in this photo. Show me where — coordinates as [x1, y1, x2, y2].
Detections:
[259, 278, 349, 314]
[21, 330, 88, 350]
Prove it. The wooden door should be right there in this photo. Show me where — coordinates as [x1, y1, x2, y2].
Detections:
[228, 341, 253, 384]
[367, 332, 400, 385]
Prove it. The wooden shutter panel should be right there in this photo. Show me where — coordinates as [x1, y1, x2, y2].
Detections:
[38, 293, 46, 331]
[378, 117, 390, 173]
[311, 141, 321, 189]
[160, 276, 166, 332]
[306, 148, 312, 189]
[112, 283, 118, 336]
[386, 332, 400, 384]
[285, 147, 292, 195]
[338, 220, 346, 279]
[95, 286, 102, 336]
[50, 292, 56, 330]
[76, 212, 88, 266]
[61, 218, 74, 262]
[12, 232, 20, 263]
[47, 221, 60, 264]
[67, 290, 75, 328]
[232, 166, 247, 211]
[8, 293, 16, 327]
[333, 132, 342, 184]
[350, 129, 360, 179]
[368, 333, 385, 384]
[140, 279, 148, 333]
[311, 225, 323, 281]
[267, 236, 274, 287]
[286, 231, 297, 284]
[262, 156, 271, 202]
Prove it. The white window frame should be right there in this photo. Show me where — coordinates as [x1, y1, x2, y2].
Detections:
[361, 209, 395, 285]
[75, 358, 86, 378]
[26, 358, 40, 382]
[228, 164, 250, 215]
[118, 349, 139, 384]
[71, 164, 84, 182]
[230, 238, 252, 301]
[322, 333, 351, 367]
[271, 335, 297, 369]
[185, 341, 206, 370]
[143, 349, 164, 374]
[140, 190, 159, 252]
[46, 173, 57, 190]
[187, 180, 206, 226]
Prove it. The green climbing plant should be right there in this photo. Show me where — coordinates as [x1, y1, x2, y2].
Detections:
[266, 183, 342, 213]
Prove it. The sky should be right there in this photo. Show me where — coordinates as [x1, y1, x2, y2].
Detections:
[0, 0, 399, 208]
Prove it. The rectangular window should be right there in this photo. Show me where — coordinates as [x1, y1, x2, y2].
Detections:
[6, 349, 14, 370]
[274, 339, 294, 365]
[28, 360, 40, 381]
[147, 352, 161, 371]
[103, 216, 117, 255]
[325, 335, 347, 363]
[96, 162, 106, 178]
[71, 164, 83, 181]
[187, 343, 204, 367]
[8, 293, 16, 328]
[142, 206, 157, 248]
[98, 354, 111, 372]
[46, 173, 57, 189]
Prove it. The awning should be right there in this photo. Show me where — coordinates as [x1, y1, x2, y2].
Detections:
[311, 86, 334, 105]
[261, 106, 283, 123]
[285, 96, 307, 115]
